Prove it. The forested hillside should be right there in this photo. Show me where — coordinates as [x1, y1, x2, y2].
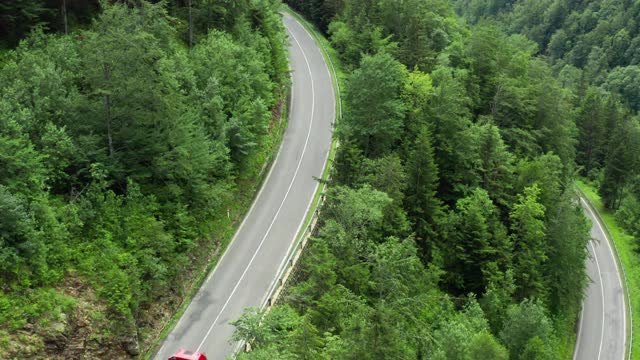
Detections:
[4, 0, 639, 359]
[0, 1, 288, 358]
[453, 0, 640, 240]
[232, 1, 597, 359]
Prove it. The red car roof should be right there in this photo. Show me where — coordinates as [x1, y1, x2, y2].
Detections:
[168, 349, 207, 360]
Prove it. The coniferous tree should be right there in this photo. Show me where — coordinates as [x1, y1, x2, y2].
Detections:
[342, 52, 407, 157]
[405, 126, 442, 259]
[442, 188, 511, 295]
[600, 116, 640, 209]
[500, 300, 555, 360]
[426, 66, 477, 203]
[511, 185, 547, 300]
[544, 191, 590, 316]
[473, 121, 514, 211]
[575, 87, 607, 177]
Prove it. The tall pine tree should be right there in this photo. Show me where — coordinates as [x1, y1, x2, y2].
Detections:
[405, 125, 442, 259]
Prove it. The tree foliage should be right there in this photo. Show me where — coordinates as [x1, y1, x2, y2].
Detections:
[0, 0, 288, 355]
[341, 53, 407, 158]
[454, 0, 640, 223]
[1, 0, 609, 357]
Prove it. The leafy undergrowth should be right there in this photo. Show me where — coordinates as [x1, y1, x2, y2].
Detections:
[0, 275, 125, 359]
[577, 179, 638, 357]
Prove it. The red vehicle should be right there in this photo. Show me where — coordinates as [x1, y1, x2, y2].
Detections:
[168, 349, 207, 360]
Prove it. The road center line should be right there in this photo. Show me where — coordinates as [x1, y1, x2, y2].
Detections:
[259, 16, 336, 310]
[194, 18, 317, 353]
[588, 240, 605, 360]
[231, 16, 335, 355]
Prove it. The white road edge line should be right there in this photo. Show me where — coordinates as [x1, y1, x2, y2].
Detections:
[195, 14, 317, 353]
[159, 29, 292, 358]
[581, 197, 627, 360]
[203, 106, 289, 286]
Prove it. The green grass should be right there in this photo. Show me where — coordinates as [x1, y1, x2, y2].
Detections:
[556, 325, 576, 360]
[576, 179, 638, 359]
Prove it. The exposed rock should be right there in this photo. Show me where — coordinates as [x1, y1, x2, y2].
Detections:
[122, 334, 140, 356]
[42, 313, 70, 354]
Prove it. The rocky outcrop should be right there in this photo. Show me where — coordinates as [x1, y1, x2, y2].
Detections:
[43, 314, 70, 353]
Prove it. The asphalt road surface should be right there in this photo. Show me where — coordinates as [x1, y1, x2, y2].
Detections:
[154, 12, 334, 360]
[574, 198, 627, 360]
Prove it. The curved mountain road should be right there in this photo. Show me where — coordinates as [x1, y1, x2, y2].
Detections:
[154, 12, 334, 360]
[574, 198, 627, 360]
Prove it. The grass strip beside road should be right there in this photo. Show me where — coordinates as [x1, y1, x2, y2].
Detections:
[576, 179, 638, 358]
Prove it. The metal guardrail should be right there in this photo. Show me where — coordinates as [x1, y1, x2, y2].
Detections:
[260, 8, 342, 313]
[234, 8, 343, 355]
[261, 192, 326, 309]
[577, 186, 633, 360]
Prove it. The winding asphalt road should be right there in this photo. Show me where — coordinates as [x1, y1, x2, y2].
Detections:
[154, 12, 334, 360]
[574, 198, 627, 360]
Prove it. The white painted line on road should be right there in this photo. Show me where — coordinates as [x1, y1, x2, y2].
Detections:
[195, 15, 317, 353]
[574, 297, 586, 360]
[203, 119, 288, 287]
[581, 197, 627, 360]
[232, 15, 337, 356]
[259, 181, 317, 309]
[258, 15, 336, 311]
[167, 49, 292, 357]
[589, 240, 605, 360]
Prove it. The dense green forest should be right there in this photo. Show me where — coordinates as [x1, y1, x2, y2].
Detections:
[452, 0, 640, 238]
[231, 1, 606, 359]
[0, 0, 288, 357]
[3, 0, 640, 359]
